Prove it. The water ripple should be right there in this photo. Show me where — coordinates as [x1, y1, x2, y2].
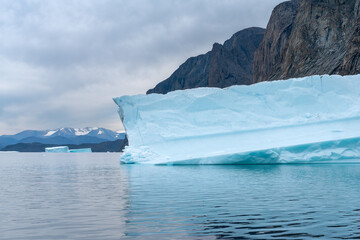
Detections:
[1, 154, 360, 239]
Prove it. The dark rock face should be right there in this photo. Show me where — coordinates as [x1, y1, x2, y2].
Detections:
[338, 0, 360, 74]
[253, 0, 360, 83]
[147, 52, 211, 94]
[147, 27, 265, 94]
[253, 0, 302, 83]
[209, 28, 265, 87]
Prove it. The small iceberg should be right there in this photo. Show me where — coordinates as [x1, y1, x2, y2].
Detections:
[45, 146, 69, 153]
[45, 146, 92, 153]
[114, 74, 360, 164]
[68, 148, 92, 153]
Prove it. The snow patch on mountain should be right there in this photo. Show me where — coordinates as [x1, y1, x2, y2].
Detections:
[44, 130, 57, 137]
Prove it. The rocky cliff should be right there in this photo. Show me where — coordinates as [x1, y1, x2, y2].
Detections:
[253, 0, 360, 82]
[208, 28, 265, 87]
[147, 51, 211, 94]
[148, 0, 360, 94]
[147, 27, 265, 94]
[252, 0, 302, 83]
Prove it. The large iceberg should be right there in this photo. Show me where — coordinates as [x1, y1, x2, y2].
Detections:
[114, 75, 360, 164]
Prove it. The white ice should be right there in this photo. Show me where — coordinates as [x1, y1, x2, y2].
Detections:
[113, 74, 360, 164]
[45, 146, 92, 153]
[45, 146, 69, 153]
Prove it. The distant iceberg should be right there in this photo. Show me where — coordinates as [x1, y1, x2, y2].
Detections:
[114, 74, 360, 164]
[68, 148, 92, 153]
[45, 146, 92, 153]
[45, 146, 69, 153]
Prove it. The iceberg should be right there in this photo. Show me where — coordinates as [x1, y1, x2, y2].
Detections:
[113, 74, 360, 164]
[45, 146, 69, 153]
[68, 148, 92, 153]
[45, 146, 92, 153]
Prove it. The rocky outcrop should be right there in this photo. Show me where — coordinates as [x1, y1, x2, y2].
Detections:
[209, 27, 265, 87]
[148, 0, 360, 94]
[253, 0, 360, 82]
[147, 52, 211, 94]
[253, 0, 301, 83]
[147, 27, 265, 94]
[338, 0, 360, 74]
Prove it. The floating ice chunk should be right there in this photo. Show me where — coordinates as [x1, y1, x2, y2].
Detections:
[114, 74, 360, 164]
[45, 146, 92, 153]
[68, 148, 92, 153]
[45, 146, 69, 153]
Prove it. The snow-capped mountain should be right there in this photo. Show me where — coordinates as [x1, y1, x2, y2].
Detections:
[0, 128, 125, 148]
[40, 127, 124, 140]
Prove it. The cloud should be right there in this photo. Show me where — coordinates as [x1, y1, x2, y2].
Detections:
[0, 0, 284, 134]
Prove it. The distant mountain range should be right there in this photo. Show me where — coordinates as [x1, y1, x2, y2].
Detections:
[147, 0, 360, 94]
[0, 127, 127, 152]
[1, 139, 128, 153]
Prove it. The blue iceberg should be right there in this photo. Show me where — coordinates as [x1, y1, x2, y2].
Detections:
[68, 148, 92, 153]
[114, 74, 360, 164]
[45, 146, 69, 153]
[45, 146, 92, 153]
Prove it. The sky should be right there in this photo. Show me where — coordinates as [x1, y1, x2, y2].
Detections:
[0, 0, 284, 135]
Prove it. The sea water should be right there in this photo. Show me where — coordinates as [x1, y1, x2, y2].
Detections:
[1, 153, 360, 239]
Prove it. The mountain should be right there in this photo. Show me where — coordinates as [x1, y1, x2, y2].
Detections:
[0, 127, 125, 149]
[17, 135, 112, 145]
[147, 51, 211, 94]
[147, 27, 265, 94]
[7, 127, 124, 141]
[147, 0, 360, 94]
[253, 0, 360, 83]
[0, 136, 17, 149]
[1, 138, 128, 152]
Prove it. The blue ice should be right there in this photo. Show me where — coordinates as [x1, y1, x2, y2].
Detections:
[114, 74, 360, 164]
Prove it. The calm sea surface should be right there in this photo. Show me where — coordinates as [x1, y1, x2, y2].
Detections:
[1, 153, 360, 239]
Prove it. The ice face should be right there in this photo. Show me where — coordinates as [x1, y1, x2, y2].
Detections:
[113, 74, 360, 164]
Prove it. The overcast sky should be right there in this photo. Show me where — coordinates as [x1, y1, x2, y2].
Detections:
[0, 0, 283, 135]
